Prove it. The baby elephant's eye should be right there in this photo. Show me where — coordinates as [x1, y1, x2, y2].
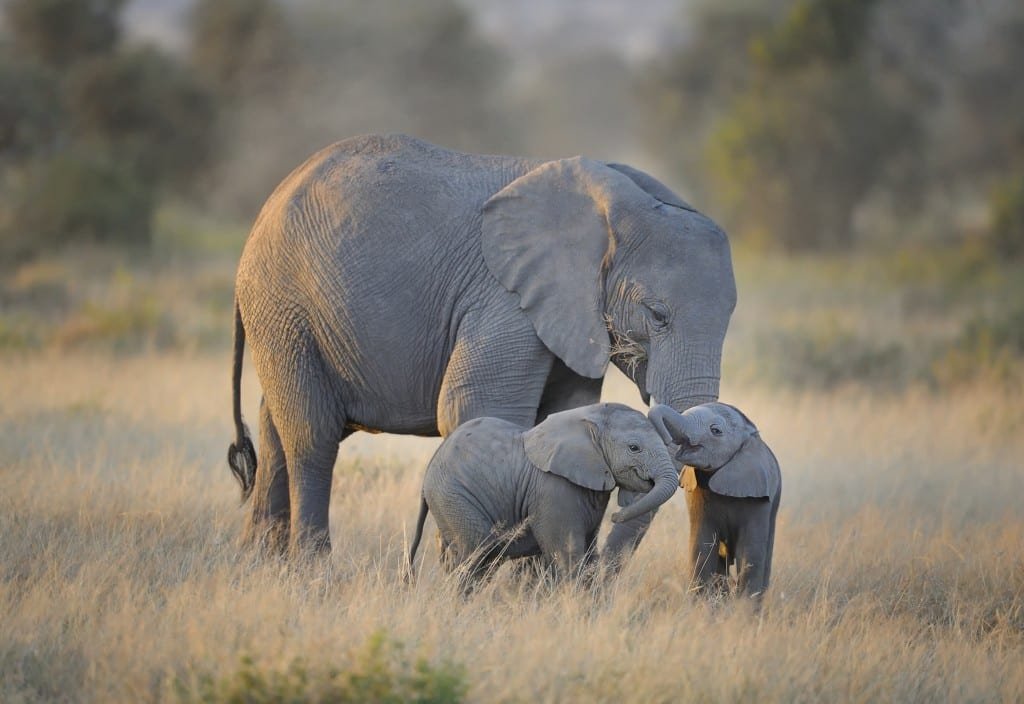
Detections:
[710, 425, 723, 437]
[627, 443, 641, 453]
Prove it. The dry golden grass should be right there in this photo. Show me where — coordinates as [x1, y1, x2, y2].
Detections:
[2, 351, 1022, 702]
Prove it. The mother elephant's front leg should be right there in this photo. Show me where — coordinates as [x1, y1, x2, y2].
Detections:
[535, 358, 603, 424]
[436, 309, 552, 434]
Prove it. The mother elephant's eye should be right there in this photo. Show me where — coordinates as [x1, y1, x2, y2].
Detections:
[628, 443, 641, 453]
[644, 301, 670, 329]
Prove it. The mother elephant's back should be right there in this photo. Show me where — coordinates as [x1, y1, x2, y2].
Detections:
[234, 134, 540, 435]
[246, 134, 534, 248]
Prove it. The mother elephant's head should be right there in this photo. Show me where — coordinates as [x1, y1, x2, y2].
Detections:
[482, 157, 736, 413]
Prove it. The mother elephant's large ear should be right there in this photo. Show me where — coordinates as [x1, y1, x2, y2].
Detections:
[523, 406, 615, 491]
[483, 158, 642, 379]
[708, 434, 781, 499]
[604, 162, 697, 212]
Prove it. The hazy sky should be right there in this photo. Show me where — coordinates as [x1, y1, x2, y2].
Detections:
[123, 0, 686, 66]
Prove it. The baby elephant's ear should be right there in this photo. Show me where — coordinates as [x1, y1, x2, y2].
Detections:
[523, 407, 616, 491]
[708, 434, 781, 499]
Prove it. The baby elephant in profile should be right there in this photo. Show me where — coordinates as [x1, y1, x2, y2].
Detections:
[649, 402, 781, 599]
[408, 403, 679, 584]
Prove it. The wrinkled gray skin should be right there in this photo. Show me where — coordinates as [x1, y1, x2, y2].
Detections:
[408, 404, 679, 584]
[649, 403, 781, 599]
[227, 134, 736, 557]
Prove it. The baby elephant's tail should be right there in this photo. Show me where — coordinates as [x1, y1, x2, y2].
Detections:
[407, 496, 430, 582]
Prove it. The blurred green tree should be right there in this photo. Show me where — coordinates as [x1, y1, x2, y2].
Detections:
[188, 0, 296, 101]
[509, 50, 638, 158]
[0, 52, 62, 163]
[640, 0, 785, 204]
[706, 57, 917, 250]
[67, 47, 216, 190]
[645, 0, 921, 250]
[753, 0, 879, 67]
[0, 0, 216, 260]
[989, 175, 1024, 260]
[4, 0, 123, 69]
[945, 2, 1024, 257]
[644, 0, 1024, 254]
[201, 0, 517, 218]
[945, 2, 1024, 182]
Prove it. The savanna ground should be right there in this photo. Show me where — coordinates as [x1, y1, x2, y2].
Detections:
[2, 216, 1023, 702]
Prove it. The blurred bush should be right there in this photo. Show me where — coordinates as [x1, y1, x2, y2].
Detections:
[930, 305, 1024, 388]
[174, 631, 467, 704]
[6, 147, 154, 254]
[53, 297, 175, 352]
[750, 307, 1024, 392]
[988, 174, 1024, 260]
[755, 317, 907, 389]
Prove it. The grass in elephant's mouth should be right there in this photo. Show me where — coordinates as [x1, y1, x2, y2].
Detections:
[1, 353, 1023, 703]
[606, 315, 648, 378]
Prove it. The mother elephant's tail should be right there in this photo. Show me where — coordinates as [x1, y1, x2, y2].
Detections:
[227, 298, 257, 503]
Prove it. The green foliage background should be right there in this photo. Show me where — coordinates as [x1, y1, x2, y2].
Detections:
[0, 0, 1021, 385]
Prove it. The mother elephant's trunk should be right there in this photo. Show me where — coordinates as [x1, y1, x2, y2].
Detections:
[611, 455, 679, 524]
[647, 337, 723, 415]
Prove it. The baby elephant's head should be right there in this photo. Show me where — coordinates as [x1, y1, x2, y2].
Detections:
[648, 402, 780, 499]
[523, 403, 679, 523]
[597, 404, 679, 494]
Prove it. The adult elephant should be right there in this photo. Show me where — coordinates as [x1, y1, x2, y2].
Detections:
[227, 134, 736, 557]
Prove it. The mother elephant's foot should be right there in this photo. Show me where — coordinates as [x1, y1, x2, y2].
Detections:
[289, 524, 332, 559]
[242, 515, 290, 557]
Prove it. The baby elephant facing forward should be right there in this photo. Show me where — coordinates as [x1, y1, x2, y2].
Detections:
[649, 402, 782, 599]
[409, 403, 678, 584]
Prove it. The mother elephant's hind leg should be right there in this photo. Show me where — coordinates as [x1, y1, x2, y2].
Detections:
[244, 398, 290, 553]
[262, 346, 344, 558]
[284, 436, 340, 556]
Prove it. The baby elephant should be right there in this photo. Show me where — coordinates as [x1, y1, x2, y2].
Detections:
[408, 403, 678, 584]
[649, 402, 781, 599]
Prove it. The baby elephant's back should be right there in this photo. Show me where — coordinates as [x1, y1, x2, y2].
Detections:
[424, 417, 528, 503]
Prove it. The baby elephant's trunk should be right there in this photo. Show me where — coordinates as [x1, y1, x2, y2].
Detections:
[611, 456, 679, 523]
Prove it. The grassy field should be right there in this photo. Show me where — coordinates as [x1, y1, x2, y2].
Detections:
[1, 236, 1022, 702]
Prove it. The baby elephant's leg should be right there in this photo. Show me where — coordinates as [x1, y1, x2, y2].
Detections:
[436, 534, 456, 573]
[690, 521, 729, 596]
[439, 509, 505, 593]
[534, 525, 590, 582]
[687, 492, 729, 596]
[733, 500, 774, 599]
